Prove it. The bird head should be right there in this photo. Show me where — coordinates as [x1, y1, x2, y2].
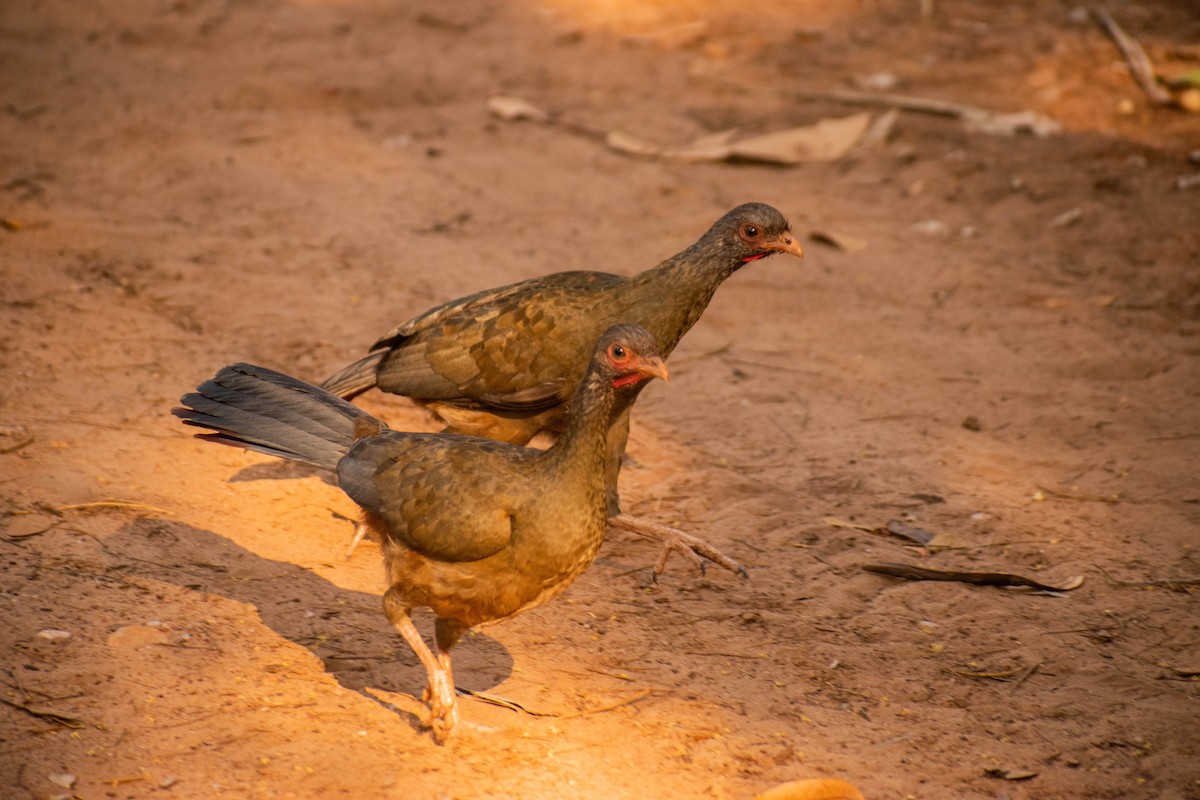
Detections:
[711, 202, 804, 263]
[595, 324, 670, 390]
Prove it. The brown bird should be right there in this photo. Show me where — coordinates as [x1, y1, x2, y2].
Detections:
[175, 324, 669, 741]
[321, 202, 804, 572]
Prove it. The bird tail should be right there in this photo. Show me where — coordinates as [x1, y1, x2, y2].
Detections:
[174, 362, 379, 472]
[319, 351, 384, 399]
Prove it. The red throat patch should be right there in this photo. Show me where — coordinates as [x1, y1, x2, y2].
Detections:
[741, 253, 768, 263]
[611, 373, 644, 389]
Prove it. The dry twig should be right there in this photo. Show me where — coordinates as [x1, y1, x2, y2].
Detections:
[1092, 8, 1173, 105]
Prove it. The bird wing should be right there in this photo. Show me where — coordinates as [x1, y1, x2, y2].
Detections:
[371, 271, 628, 408]
[338, 432, 527, 562]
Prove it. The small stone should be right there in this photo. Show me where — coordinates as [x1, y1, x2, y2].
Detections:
[911, 219, 948, 237]
[962, 415, 982, 431]
[37, 629, 72, 641]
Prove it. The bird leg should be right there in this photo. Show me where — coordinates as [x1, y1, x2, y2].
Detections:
[383, 588, 459, 742]
[345, 520, 369, 559]
[608, 514, 748, 579]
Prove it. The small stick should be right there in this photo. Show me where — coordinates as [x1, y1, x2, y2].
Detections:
[1092, 8, 1173, 105]
[0, 697, 86, 728]
[51, 501, 169, 515]
[863, 562, 1083, 592]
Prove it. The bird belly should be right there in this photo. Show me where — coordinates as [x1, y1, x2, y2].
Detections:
[380, 515, 605, 629]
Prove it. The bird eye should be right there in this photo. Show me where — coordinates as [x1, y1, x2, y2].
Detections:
[611, 344, 626, 359]
[740, 224, 760, 239]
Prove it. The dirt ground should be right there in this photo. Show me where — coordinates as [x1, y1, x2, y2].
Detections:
[2, 1, 1199, 798]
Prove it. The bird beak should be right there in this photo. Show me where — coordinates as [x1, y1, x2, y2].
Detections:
[635, 355, 670, 383]
[765, 232, 804, 259]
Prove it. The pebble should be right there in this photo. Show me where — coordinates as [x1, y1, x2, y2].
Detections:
[37, 629, 72, 641]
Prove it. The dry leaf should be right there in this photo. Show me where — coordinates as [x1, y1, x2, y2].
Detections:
[984, 767, 1038, 781]
[885, 519, 935, 544]
[860, 107, 898, 148]
[604, 113, 875, 165]
[604, 129, 663, 158]
[962, 109, 1061, 137]
[486, 95, 551, 123]
[755, 778, 865, 800]
[926, 532, 968, 549]
[724, 113, 872, 163]
[664, 128, 742, 160]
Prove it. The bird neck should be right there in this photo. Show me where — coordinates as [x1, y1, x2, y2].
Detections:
[630, 242, 745, 354]
[543, 371, 631, 479]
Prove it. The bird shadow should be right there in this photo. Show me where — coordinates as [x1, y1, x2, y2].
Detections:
[228, 460, 335, 486]
[105, 517, 514, 730]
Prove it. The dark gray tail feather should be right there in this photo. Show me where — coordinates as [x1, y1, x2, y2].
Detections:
[174, 362, 379, 472]
[319, 351, 384, 399]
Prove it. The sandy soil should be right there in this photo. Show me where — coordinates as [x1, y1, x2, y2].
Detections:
[2, 1, 1199, 798]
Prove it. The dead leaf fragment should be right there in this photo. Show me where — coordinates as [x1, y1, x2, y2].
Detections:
[605, 129, 663, 158]
[885, 519, 934, 545]
[755, 777, 865, 800]
[723, 113, 872, 163]
[48, 773, 76, 789]
[486, 95, 551, 123]
[4, 513, 55, 540]
[823, 517, 877, 533]
[926, 532, 969, 549]
[605, 113, 876, 165]
[984, 767, 1038, 781]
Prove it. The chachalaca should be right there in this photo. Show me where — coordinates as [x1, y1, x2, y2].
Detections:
[175, 324, 669, 741]
[321, 202, 803, 574]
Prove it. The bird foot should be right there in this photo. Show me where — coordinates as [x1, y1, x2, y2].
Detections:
[423, 672, 459, 743]
[608, 514, 748, 579]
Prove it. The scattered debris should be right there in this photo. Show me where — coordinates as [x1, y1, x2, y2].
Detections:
[863, 562, 1084, 592]
[605, 112, 880, 165]
[47, 773, 76, 789]
[0, 697, 86, 728]
[911, 219, 949, 237]
[487, 95, 891, 166]
[1092, 8, 1173, 106]
[761, 84, 1061, 136]
[1050, 207, 1084, 228]
[884, 519, 935, 545]
[37, 629, 72, 641]
[457, 686, 654, 720]
[1175, 174, 1200, 192]
[486, 94, 552, 124]
[947, 662, 1041, 684]
[4, 513, 55, 541]
[984, 767, 1038, 781]
[48, 500, 169, 516]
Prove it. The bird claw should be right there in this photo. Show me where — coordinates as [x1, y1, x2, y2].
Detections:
[423, 674, 460, 743]
[611, 514, 747, 579]
[345, 520, 368, 559]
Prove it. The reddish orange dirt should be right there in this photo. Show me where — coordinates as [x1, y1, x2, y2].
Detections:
[2, 1, 1198, 798]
